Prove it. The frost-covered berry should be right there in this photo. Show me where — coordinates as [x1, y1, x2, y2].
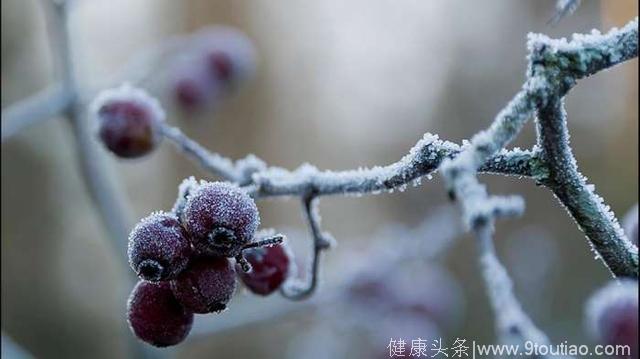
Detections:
[239, 239, 292, 295]
[170, 56, 221, 112]
[586, 279, 638, 357]
[91, 84, 165, 158]
[127, 281, 193, 347]
[128, 212, 192, 282]
[183, 181, 260, 257]
[170, 256, 236, 313]
[623, 204, 638, 246]
[192, 26, 256, 90]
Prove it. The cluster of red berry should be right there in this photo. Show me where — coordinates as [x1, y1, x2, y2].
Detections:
[126, 181, 292, 347]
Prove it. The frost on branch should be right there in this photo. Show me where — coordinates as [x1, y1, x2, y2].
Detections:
[21, 0, 637, 350]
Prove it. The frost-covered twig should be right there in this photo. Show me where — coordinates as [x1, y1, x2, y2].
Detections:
[46, 0, 133, 251]
[528, 18, 639, 278]
[160, 123, 266, 184]
[1, 84, 74, 143]
[279, 195, 334, 300]
[476, 225, 552, 348]
[535, 97, 638, 277]
[162, 125, 542, 198]
[42, 1, 150, 357]
[439, 16, 638, 350]
[548, 0, 581, 26]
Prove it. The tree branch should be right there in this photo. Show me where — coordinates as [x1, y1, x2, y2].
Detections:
[1, 84, 74, 142]
[536, 97, 638, 277]
[279, 195, 334, 300]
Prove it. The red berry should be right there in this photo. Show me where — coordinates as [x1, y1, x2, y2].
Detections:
[239, 241, 292, 295]
[127, 281, 193, 347]
[192, 26, 256, 89]
[183, 181, 260, 257]
[128, 212, 192, 282]
[586, 279, 638, 357]
[171, 256, 237, 313]
[91, 84, 164, 158]
[174, 77, 208, 110]
[170, 59, 220, 112]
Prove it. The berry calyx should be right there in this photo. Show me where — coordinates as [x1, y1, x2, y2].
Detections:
[127, 281, 193, 347]
[91, 84, 165, 158]
[183, 181, 260, 257]
[170, 256, 237, 314]
[128, 212, 192, 282]
[239, 239, 292, 296]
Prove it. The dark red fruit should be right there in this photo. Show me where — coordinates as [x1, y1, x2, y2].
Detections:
[171, 256, 237, 314]
[193, 26, 256, 89]
[183, 181, 259, 257]
[239, 241, 291, 295]
[128, 212, 192, 282]
[92, 85, 164, 158]
[127, 281, 193, 347]
[587, 280, 638, 357]
[206, 50, 234, 84]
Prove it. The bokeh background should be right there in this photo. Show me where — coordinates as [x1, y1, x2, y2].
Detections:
[2, 0, 638, 358]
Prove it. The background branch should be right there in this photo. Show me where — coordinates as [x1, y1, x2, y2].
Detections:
[1, 84, 73, 143]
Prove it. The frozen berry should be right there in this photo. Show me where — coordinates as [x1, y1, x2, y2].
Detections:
[192, 26, 256, 89]
[239, 238, 292, 295]
[128, 212, 192, 282]
[170, 256, 236, 313]
[586, 279, 638, 357]
[170, 57, 220, 112]
[183, 181, 260, 257]
[623, 204, 638, 246]
[127, 281, 193, 347]
[91, 84, 164, 158]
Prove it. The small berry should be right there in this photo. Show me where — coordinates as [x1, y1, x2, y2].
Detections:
[170, 58, 220, 112]
[192, 26, 256, 90]
[239, 238, 292, 295]
[586, 279, 638, 357]
[183, 181, 260, 257]
[127, 281, 193, 347]
[171, 256, 237, 313]
[128, 212, 192, 282]
[623, 204, 638, 246]
[91, 84, 164, 158]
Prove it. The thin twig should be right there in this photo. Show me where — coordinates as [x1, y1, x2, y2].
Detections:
[536, 97, 638, 277]
[439, 16, 638, 350]
[279, 195, 333, 300]
[1, 84, 74, 142]
[43, 1, 150, 357]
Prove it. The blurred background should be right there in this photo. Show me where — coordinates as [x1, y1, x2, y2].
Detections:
[1, 0, 638, 358]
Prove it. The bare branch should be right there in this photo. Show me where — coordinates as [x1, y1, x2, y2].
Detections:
[279, 195, 334, 301]
[1, 84, 74, 142]
[438, 16, 638, 350]
[536, 97, 638, 277]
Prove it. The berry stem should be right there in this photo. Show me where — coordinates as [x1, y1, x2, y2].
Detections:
[242, 234, 284, 250]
